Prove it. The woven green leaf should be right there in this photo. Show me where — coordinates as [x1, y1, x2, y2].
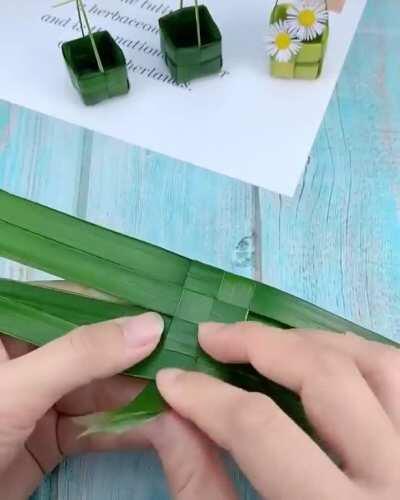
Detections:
[0, 294, 75, 346]
[0, 189, 396, 435]
[0, 278, 145, 325]
[0, 278, 317, 433]
[269, 3, 329, 80]
[62, 31, 130, 105]
[0, 191, 186, 315]
[159, 5, 223, 83]
[57, 0, 130, 104]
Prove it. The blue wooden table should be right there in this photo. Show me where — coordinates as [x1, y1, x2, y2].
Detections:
[0, 1, 399, 498]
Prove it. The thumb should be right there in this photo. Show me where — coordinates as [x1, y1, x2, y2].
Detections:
[0, 313, 163, 442]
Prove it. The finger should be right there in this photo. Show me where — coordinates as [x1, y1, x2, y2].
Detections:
[2, 313, 163, 417]
[0, 313, 163, 469]
[60, 411, 237, 500]
[58, 377, 237, 500]
[0, 334, 34, 359]
[26, 377, 149, 474]
[297, 331, 400, 429]
[55, 375, 147, 416]
[150, 412, 237, 500]
[1, 448, 43, 500]
[0, 336, 9, 363]
[198, 323, 400, 482]
[157, 370, 353, 499]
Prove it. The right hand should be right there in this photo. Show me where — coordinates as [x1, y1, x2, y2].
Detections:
[157, 322, 400, 500]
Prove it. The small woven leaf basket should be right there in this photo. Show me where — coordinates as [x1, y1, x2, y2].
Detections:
[269, 1, 329, 80]
[62, 0, 130, 105]
[159, 0, 223, 83]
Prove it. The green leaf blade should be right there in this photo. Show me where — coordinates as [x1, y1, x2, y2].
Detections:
[75, 382, 166, 435]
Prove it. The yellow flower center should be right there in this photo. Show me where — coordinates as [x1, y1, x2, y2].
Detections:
[298, 9, 316, 27]
[275, 32, 291, 50]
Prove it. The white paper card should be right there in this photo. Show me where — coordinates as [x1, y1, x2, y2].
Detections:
[0, 0, 366, 196]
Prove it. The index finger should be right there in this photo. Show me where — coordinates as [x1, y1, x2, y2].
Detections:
[157, 369, 353, 500]
[198, 322, 399, 483]
[0, 337, 8, 363]
[1, 314, 163, 418]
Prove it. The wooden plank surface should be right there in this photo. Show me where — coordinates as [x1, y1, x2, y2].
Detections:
[0, 1, 399, 498]
[259, 0, 400, 341]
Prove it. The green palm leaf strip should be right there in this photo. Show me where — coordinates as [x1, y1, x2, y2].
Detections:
[0, 190, 396, 434]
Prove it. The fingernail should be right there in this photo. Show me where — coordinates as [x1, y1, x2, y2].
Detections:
[157, 368, 184, 386]
[198, 322, 226, 339]
[118, 313, 164, 349]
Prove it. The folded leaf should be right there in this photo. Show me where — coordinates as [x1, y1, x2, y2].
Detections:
[0, 278, 146, 327]
[75, 382, 167, 435]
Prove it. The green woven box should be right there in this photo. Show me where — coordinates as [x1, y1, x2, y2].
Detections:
[159, 5, 222, 83]
[269, 3, 329, 80]
[62, 31, 130, 105]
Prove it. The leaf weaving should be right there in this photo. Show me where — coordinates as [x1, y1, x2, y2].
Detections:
[0, 189, 396, 433]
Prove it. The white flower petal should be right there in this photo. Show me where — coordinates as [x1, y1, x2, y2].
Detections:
[285, 0, 328, 41]
[266, 20, 303, 62]
[276, 49, 291, 63]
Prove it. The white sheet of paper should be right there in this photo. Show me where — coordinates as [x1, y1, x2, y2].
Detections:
[0, 0, 366, 196]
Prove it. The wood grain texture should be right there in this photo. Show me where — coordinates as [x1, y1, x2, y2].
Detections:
[0, 1, 398, 498]
[259, 0, 400, 341]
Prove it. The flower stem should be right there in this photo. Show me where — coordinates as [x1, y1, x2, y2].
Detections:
[76, 0, 104, 73]
[194, 0, 201, 48]
[179, 0, 202, 48]
[76, 0, 84, 37]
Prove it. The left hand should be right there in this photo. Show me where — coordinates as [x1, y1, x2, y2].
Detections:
[0, 314, 235, 500]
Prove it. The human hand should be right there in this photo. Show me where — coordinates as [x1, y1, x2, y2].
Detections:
[157, 322, 400, 500]
[0, 314, 234, 500]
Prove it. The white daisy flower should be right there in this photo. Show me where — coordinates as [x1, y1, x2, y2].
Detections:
[286, 0, 328, 41]
[266, 21, 302, 63]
